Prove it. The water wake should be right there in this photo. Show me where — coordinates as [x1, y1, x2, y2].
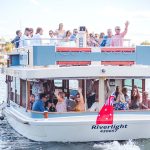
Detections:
[93, 140, 140, 150]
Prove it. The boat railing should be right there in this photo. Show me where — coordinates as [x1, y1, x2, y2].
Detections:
[6, 38, 150, 67]
[29, 109, 150, 119]
[12, 38, 133, 50]
[30, 110, 96, 118]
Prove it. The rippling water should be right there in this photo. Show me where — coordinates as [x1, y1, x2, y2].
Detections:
[0, 73, 150, 150]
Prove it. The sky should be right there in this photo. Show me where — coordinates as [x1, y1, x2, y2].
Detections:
[0, 0, 150, 44]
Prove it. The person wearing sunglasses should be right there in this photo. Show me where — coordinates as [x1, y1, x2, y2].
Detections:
[49, 30, 57, 45]
[100, 29, 113, 47]
[70, 29, 78, 42]
[110, 21, 129, 47]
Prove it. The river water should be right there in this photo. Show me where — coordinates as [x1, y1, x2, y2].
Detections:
[0, 73, 150, 150]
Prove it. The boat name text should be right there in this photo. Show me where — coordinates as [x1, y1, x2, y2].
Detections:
[91, 124, 128, 133]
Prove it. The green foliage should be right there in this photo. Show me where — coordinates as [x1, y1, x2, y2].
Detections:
[141, 40, 150, 45]
[4, 42, 13, 52]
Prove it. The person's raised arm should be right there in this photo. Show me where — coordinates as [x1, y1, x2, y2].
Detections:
[122, 21, 129, 37]
[78, 87, 84, 104]
[54, 89, 60, 100]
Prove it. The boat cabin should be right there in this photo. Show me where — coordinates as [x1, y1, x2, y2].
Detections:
[4, 45, 150, 118]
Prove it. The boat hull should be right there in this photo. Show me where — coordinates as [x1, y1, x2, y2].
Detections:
[3, 106, 150, 142]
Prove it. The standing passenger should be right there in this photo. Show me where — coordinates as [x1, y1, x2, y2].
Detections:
[32, 27, 43, 45]
[29, 28, 34, 38]
[100, 29, 112, 47]
[49, 30, 57, 45]
[111, 21, 129, 47]
[70, 29, 78, 42]
[19, 28, 31, 47]
[55, 23, 65, 40]
[63, 30, 72, 42]
[98, 32, 105, 45]
[11, 30, 22, 48]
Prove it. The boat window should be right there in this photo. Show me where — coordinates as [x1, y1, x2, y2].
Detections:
[134, 79, 142, 92]
[54, 80, 62, 87]
[21, 80, 27, 108]
[26, 78, 149, 113]
[10, 77, 20, 104]
[86, 79, 99, 109]
[124, 79, 143, 96]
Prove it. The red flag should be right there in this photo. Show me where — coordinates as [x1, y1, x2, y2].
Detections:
[96, 95, 114, 124]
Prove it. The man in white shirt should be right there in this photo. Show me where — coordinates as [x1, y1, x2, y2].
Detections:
[32, 27, 43, 46]
[19, 28, 31, 47]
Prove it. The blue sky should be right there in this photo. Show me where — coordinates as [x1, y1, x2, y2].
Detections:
[0, 0, 150, 43]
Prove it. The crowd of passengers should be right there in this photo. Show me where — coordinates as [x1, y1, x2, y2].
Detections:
[30, 88, 85, 112]
[30, 85, 150, 113]
[113, 85, 150, 110]
[11, 21, 129, 48]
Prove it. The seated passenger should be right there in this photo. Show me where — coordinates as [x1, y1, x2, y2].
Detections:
[129, 87, 141, 110]
[113, 86, 128, 110]
[55, 90, 67, 113]
[66, 95, 76, 111]
[47, 101, 56, 112]
[74, 88, 85, 112]
[122, 87, 130, 103]
[29, 94, 35, 110]
[140, 91, 150, 109]
[32, 93, 47, 112]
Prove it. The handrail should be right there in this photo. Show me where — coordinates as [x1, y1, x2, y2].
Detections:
[12, 38, 133, 48]
[29, 109, 150, 115]
[30, 110, 88, 114]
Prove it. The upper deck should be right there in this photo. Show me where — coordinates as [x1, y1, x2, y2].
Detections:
[4, 44, 150, 79]
[6, 45, 150, 67]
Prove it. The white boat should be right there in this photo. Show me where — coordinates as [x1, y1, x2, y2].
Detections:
[1, 35, 150, 142]
[2, 63, 150, 142]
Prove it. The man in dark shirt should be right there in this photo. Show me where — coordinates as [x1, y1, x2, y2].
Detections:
[11, 30, 22, 48]
[32, 93, 47, 112]
[66, 95, 77, 111]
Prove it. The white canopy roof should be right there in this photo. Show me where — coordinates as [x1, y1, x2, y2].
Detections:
[4, 65, 150, 79]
